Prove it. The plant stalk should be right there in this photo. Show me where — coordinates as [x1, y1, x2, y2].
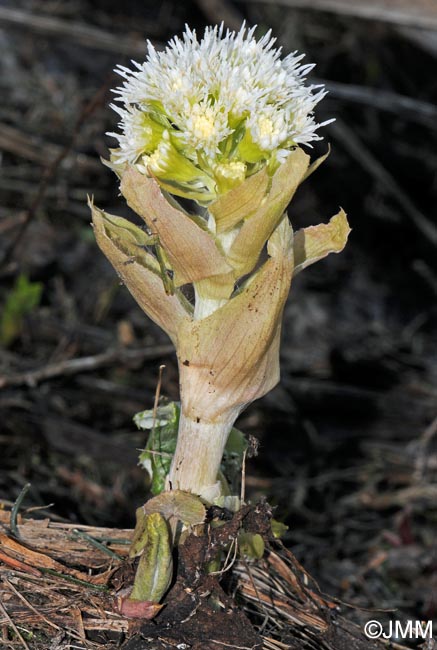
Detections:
[167, 408, 238, 501]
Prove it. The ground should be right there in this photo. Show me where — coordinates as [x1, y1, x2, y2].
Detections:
[0, 0, 436, 648]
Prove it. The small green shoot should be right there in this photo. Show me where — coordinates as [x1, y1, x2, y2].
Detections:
[0, 274, 43, 346]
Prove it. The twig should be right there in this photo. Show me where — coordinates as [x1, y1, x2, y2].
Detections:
[0, 74, 114, 268]
[10, 483, 31, 538]
[0, 123, 101, 170]
[358, 484, 437, 509]
[235, 0, 437, 31]
[39, 568, 108, 591]
[414, 415, 437, 482]
[240, 555, 269, 624]
[413, 260, 437, 295]
[209, 640, 260, 649]
[317, 79, 437, 130]
[71, 618, 128, 632]
[152, 365, 166, 427]
[3, 578, 60, 632]
[0, 601, 30, 650]
[330, 119, 437, 246]
[241, 448, 247, 505]
[399, 26, 437, 58]
[0, 550, 42, 577]
[0, 344, 174, 389]
[209, 537, 239, 576]
[262, 638, 290, 650]
[71, 529, 123, 561]
[0, 7, 150, 57]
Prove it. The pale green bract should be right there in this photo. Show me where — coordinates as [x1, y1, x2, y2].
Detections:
[108, 23, 332, 202]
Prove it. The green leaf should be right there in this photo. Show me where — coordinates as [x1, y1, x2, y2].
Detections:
[129, 512, 173, 602]
[1, 274, 43, 346]
[135, 402, 179, 430]
[271, 518, 289, 539]
[221, 427, 248, 494]
[238, 532, 265, 559]
[137, 402, 180, 496]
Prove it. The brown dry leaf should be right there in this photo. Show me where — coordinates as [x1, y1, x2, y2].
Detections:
[227, 147, 310, 277]
[90, 200, 190, 345]
[209, 167, 270, 234]
[193, 271, 235, 302]
[178, 217, 294, 421]
[293, 209, 350, 275]
[120, 168, 232, 286]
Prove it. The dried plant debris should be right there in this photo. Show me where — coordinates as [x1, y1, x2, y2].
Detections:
[0, 505, 394, 650]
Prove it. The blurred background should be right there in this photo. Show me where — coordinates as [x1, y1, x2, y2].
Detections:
[0, 0, 436, 637]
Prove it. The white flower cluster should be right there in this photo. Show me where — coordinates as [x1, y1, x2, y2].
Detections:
[109, 24, 331, 201]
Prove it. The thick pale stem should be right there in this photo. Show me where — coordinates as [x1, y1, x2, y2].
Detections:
[167, 408, 238, 501]
[193, 289, 227, 320]
[192, 215, 237, 320]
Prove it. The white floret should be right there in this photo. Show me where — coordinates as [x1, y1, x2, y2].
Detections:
[109, 23, 331, 171]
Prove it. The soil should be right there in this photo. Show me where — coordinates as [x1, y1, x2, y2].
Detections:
[0, 1, 436, 649]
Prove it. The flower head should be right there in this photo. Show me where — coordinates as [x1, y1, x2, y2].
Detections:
[109, 24, 331, 202]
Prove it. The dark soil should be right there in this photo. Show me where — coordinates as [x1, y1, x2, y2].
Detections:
[121, 508, 267, 650]
[1, 0, 436, 648]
